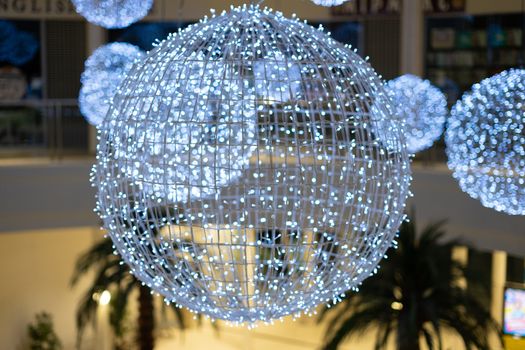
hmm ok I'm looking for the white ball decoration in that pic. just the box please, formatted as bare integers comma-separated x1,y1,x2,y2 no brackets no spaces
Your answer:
253,51,302,104
72,0,153,29
79,42,144,127
94,5,411,323
447,68,525,215
385,74,447,154
310,0,349,6
113,52,257,202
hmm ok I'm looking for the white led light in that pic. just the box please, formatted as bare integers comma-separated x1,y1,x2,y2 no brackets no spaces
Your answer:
79,42,144,127
385,74,447,154
94,5,411,324
71,0,153,29
99,290,111,306
447,68,525,215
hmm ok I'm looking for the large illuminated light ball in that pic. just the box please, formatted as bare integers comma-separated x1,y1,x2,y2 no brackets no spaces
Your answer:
71,0,153,29
310,0,349,6
94,5,411,323
446,68,525,215
385,74,447,154
79,42,144,126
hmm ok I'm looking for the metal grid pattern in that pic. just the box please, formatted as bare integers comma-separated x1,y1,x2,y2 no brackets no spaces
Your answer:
94,5,411,323
447,68,525,216
385,74,447,154
79,42,144,126
71,0,153,29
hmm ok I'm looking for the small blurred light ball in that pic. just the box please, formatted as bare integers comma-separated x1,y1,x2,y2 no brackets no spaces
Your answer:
310,0,349,6
110,52,258,202
79,42,144,126
253,51,302,103
72,0,153,29
95,5,411,323
447,68,525,215
385,74,447,154
0,20,39,66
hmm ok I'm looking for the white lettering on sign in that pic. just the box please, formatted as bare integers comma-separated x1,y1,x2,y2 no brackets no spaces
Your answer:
0,0,76,16
424,0,465,12
333,0,463,16
0,0,160,19
332,0,401,16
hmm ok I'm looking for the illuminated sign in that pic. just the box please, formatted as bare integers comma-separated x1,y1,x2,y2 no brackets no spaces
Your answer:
504,288,525,337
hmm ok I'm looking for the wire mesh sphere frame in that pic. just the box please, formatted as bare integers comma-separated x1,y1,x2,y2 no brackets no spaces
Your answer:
94,5,412,323
447,68,525,215
79,42,144,127
384,74,447,154
72,0,153,29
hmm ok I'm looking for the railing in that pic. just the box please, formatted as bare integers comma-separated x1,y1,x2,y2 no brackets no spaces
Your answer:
0,99,92,159
0,98,447,164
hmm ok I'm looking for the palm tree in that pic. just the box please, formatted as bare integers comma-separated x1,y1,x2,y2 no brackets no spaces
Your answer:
319,216,503,350
71,207,188,350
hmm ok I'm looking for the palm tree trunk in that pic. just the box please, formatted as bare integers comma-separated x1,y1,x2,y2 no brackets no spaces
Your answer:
398,336,420,350
138,284,155,350
397,319,420,350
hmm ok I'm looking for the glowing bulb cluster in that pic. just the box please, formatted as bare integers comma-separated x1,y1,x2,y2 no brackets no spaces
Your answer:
447,68,525,215
79,42,144,126
71,0,153,29
310,0,349,6
111,52,257,201
0,20,39,66
253,51,302,104
94,5,411,323
385,74,447,154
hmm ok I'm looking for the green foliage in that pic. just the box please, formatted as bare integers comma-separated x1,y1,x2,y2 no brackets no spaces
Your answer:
319,216,503,350
71,207,190,350
27,312,62,350
71,235,188,349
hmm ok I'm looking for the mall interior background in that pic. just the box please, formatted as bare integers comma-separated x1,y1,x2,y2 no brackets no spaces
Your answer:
1,0,525,349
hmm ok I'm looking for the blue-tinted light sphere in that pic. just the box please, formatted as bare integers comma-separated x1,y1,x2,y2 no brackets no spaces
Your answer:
0,20,39,66
94,6,411,323
385,74,447,154
311,0,349,6
446,69,525,215
79,42,144,126
72,0,153,29
253,51,302,104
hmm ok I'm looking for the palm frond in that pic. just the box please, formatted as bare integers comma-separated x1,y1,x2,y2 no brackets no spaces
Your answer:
71,237,115,286
323,302,392,350
319,213,502,350
374,320,393,350
110,279,138,338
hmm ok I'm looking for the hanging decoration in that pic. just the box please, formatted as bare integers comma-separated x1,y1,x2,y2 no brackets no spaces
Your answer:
253,51,302,104
94,5,411,323
0,20,39,66
71,0,153,29
384,74,447,154
447,68,525,215
79,42,144,127
310,0,349,6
